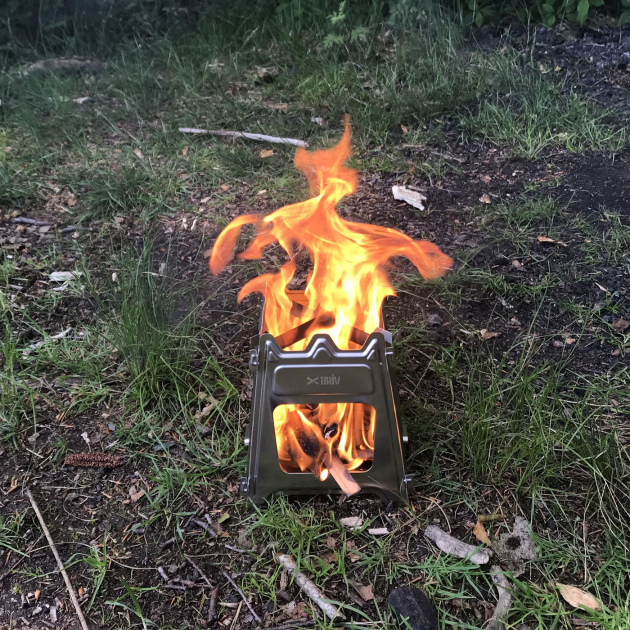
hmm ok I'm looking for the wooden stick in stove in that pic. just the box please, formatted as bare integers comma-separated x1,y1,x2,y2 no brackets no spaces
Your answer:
323,453,360,496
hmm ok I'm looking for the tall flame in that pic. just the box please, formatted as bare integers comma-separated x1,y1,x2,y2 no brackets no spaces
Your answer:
210,121,452,480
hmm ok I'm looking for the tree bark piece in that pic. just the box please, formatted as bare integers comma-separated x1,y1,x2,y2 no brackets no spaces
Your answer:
25,489,89,630
387,586,438,630
424,525,492,565
275,554,343,620
178,127,308,148
488,567,513,630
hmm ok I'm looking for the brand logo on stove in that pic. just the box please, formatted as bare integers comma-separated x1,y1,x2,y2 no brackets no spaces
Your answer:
307,374,341,386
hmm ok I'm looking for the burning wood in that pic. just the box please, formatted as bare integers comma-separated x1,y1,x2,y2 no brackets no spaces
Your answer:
210,120,452,492
322,453,360,496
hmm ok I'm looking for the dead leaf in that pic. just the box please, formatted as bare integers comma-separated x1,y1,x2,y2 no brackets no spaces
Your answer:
401,125,409,134
259,149,274,158
479,193,492,204
78,586,84,597
34,590,40,601
182,146,188,156
203,248,213,258
480,329,499,340
352,583,374,602
319,550,337,565
340,516,364,530
67,197,77,207
537,235,567,247
565,338,576,344
347,551,360,562
473,520,490,545
512,259,523,269
556,584,601,611
130,489,145,503
478,174,491,183
326,536,337,549
612,318,629,332
134,149,144,160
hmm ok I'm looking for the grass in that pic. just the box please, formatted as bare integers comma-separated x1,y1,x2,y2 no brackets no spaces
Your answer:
1,2,630,628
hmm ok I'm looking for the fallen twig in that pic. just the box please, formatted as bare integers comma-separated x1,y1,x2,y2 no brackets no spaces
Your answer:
424,525,491,565
221,570,262,623
192,518,217,538
230,601,243,630
275,554,344,620
224,544,248,553
25,488,89,630
60,226,91,235
208,586,219,623
185,555,214,587
488,567,513,630
12,217,51,226
179,127,308,148
160,537,177,551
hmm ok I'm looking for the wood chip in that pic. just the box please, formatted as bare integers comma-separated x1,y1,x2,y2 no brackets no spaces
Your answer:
392,186,426,211
340,516,364,530
368,527,389,536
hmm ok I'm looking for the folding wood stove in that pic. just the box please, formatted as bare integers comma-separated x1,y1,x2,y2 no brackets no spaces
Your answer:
240,290,412,506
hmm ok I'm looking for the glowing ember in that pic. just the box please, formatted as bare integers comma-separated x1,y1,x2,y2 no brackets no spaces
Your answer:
210,121,452,482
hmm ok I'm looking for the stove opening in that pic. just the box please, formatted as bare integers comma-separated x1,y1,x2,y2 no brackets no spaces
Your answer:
273,403,375,477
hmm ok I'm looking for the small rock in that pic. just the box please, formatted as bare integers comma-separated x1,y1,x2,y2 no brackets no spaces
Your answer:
426,313,443,326
387,587,438,630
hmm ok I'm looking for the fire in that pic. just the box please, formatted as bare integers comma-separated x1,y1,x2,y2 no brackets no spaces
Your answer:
210,121,452,483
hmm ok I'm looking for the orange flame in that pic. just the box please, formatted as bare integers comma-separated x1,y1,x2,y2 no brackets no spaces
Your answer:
210,121,452,479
